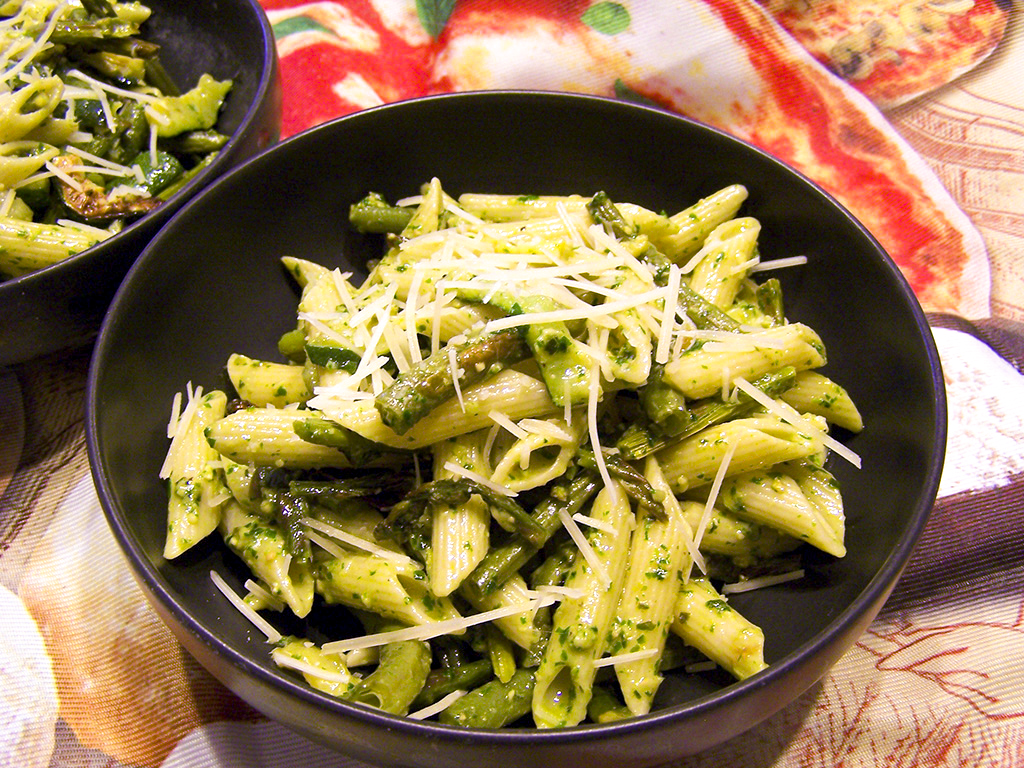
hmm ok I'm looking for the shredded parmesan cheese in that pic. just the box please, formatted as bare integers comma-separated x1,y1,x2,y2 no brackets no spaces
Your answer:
322,595,556,654
750,255,808,272
656,264,682,364
571,512,617,534
408,690,467,720
271,650,350,684
488,410,529,440
443,461,517,497
244,579,285,611
210,570,282,643
159,383,202,479
557,507,610,587
303,518,420,568
593,648,659,668
722,569,806,594
448,345,466,412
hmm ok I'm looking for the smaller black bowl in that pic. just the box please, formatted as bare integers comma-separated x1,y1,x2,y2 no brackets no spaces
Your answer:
0,0,280,367
87,92,945,767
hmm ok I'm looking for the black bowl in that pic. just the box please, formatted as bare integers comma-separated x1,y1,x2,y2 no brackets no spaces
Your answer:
86,92,945,767
0,0,280,367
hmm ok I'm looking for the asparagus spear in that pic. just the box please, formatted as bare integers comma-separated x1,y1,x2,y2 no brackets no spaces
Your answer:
293,415,394,466
575,448,666,519
756,277,785,326
411,659,495,709
51,18,139,43
465,469,602,596
377,478,548,549
349,192,415,234
375,329,531,435
437,668,536,728
676,281,741,332
639,361,689,436
588,190,673,284
616,366,798,461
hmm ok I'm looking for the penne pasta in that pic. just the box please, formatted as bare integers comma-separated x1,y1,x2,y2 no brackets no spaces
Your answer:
162,180,862,728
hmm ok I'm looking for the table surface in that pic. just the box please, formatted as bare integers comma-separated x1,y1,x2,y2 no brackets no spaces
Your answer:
2,2,1024,767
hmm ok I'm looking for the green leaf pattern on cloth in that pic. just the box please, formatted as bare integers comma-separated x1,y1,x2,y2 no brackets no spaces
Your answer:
417,0,458,38
271,15,333,39
581,2,631,35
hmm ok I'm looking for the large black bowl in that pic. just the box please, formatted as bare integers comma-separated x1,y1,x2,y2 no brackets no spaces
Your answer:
86,92,945,767
0,0,280,366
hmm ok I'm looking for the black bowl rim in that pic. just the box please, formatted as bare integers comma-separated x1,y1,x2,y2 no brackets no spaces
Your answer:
0,0,278,298
87,90,947,747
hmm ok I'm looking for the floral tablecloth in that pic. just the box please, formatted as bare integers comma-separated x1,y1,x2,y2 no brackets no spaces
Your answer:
3,2,1024,767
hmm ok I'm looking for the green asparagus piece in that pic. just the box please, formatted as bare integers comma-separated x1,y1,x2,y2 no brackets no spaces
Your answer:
156,151,219,201
587,685,633,723
144,57,181,97
349,192,415,234
378,478,548,549
375,329,531,435
114,101,150,164
587,190,637,240
292,415,394,466
112,150,183,195
411,659,495,709
255,486,312,566
286,474,411,511
677,281,741,332
588,191,674,284
576,448,666,519
529,536,577,590
639,362,689,436
277,327,307,363
81,0,116,16
159,129,231,155
437,668,535,727
616,366,798,460
89,35,161,59
50,18,138,43
80,51,146,84
432,635,472,669
755,277,785,326
465,469,602,596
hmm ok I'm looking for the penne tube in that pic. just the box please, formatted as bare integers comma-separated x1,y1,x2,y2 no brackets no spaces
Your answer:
227,353,311,408
206,407,354,468
320,370,560,450
670,576,767,681
316,550,461,627
718,469,846,557
687,217,761,309
219,500,314,618
779,371,863,432
663,322,826,400
611,457,695,715
164,389,228,558
655,413,823,491
533,482,635,728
